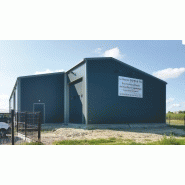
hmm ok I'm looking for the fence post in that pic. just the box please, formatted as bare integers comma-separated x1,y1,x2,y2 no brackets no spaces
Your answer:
25,112,27,140
38,112,41,142
169,115,170,125
184,116,185,126
11,110,15,145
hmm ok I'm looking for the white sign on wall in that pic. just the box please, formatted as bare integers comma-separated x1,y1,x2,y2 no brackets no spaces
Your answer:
118,76,143,98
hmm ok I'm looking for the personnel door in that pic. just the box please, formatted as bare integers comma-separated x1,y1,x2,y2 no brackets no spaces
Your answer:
33,103,45,124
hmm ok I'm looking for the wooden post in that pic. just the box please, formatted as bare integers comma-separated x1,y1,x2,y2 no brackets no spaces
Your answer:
184,116,185,126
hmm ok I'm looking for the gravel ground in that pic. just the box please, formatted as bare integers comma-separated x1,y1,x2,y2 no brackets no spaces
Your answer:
3,124,184,145
0,136,24,145
41,126,185,145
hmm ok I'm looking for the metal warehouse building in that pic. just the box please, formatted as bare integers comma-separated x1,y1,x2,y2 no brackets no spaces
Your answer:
9,57,167,125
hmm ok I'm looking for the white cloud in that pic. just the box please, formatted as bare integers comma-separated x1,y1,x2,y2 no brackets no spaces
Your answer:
166,99,185,111
0,109,9,113
55,69,65,72
182,102,185,107
35,69,65,75
166,98,174,104
102,47,124,59
0,94,9,112
95,48,102,53
168,103,181,110
172,103,181,107
153,68,185,80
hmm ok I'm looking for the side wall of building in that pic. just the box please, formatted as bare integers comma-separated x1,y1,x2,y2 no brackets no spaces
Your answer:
66,63,87,124
20,73,65,123
87,58,166,124
9,78,21,113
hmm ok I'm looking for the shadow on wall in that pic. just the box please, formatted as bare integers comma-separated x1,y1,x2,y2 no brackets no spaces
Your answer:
69,79,83,123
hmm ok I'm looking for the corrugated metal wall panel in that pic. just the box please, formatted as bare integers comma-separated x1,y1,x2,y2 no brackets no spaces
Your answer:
87,58,166,124
20,73,65,123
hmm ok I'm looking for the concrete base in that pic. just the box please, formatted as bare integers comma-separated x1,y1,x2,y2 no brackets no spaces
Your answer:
17,133,32,143
41,123,167,131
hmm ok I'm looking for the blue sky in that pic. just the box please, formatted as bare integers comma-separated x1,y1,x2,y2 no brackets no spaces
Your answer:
0,40,185,113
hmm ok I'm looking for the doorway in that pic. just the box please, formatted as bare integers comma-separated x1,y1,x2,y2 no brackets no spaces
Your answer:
33,103,45,124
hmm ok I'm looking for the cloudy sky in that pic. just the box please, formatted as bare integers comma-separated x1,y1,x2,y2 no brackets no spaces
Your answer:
0,40,185,113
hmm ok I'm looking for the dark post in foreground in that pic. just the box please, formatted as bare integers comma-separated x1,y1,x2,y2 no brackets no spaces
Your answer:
169,115,170,125
11,109,15,145
184,116,185,126
38,112,41,142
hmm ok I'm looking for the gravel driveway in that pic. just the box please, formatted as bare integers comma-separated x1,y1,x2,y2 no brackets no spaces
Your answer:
41,124,185,145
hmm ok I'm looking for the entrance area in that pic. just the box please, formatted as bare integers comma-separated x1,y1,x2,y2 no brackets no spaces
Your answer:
69,78,83,123
33,103,45,124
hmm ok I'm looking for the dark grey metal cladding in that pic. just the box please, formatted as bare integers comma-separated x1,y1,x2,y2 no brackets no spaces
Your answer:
17,78,21,112
20,73,65,123
69,79,83,123
34,103,45,124
87,58,166,124
67,63,86,124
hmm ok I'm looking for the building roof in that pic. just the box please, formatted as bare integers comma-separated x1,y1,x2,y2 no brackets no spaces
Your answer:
70,57,167,84
18,71,65,80
10,57,167,100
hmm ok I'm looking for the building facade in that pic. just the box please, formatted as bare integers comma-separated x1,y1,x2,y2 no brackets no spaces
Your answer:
9,57,167,124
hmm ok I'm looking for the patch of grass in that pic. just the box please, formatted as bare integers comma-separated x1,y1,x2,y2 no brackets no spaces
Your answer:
144,139,152,142
22,141,44,145
53,135,185,145
53,137,143,145
166,113,185,120
166,119,185,125
147,135,185,145
53,137,115,145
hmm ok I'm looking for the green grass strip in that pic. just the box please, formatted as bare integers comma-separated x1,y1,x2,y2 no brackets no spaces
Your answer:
53,136,185,145
21,141,44,145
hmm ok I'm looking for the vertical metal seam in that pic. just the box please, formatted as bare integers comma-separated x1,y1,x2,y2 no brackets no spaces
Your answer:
19,79,21,112
9,99,10,113
64,73,69,123
64,73,66,123
67,74,69,123
85,60,88,125
13,91,15,111
165,85,166,123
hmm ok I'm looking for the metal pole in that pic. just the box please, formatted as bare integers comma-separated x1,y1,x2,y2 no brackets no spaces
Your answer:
38,112,41,142
169,115,170,125
11,110,15,145
25,112,27,140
